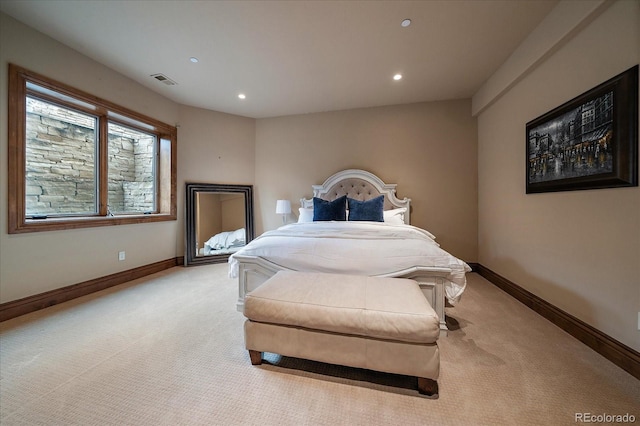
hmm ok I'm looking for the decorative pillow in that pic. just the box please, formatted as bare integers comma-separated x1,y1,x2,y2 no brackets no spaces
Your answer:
298,207,314,223
383,207,406,225
313,196,347,221
347,195,384,222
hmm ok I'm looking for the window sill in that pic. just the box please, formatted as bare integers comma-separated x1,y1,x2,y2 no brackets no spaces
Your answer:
10,213,176,234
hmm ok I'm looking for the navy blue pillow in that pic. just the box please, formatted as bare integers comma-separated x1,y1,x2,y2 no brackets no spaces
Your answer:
313,195,347,221
348,195,384,222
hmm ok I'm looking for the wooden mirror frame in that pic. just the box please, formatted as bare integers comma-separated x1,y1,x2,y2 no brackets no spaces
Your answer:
185,183,254,266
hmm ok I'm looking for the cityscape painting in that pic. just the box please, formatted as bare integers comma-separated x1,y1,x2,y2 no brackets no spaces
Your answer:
526,65,638,193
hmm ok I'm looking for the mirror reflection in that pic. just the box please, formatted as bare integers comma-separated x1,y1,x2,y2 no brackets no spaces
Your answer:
196,192,246,257
185,183,253,266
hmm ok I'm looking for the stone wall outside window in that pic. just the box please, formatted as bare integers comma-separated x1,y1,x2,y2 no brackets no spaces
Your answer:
25,98,155,216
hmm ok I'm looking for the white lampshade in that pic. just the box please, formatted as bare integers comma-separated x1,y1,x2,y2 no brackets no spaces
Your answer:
275,199,291,215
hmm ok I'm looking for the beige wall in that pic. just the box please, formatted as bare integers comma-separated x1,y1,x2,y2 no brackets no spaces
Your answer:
255,100,478,262
0,13,181,303
175,105,255,256
476,0,639,350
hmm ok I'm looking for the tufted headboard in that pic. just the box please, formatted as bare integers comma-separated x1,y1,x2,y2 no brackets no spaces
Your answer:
300,169,411,224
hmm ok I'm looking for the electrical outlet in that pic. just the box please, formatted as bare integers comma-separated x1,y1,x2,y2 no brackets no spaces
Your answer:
118,251,125,261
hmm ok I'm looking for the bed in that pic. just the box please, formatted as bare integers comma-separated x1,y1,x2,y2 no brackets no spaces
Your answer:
201,228,246,256
229,169,471,335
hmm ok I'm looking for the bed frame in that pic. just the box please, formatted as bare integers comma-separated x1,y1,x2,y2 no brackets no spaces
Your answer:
233,169,452,335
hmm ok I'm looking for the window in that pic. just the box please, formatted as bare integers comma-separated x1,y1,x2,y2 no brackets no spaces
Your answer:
107,122,157,215
8,64,177,233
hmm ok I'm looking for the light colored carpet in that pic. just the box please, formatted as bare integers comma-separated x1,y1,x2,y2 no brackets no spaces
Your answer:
0,265,637,425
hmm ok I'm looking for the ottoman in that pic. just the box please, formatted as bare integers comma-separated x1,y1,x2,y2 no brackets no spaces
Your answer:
243,270,440,396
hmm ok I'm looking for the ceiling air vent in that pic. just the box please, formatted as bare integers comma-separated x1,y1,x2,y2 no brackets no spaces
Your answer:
150,73,177,86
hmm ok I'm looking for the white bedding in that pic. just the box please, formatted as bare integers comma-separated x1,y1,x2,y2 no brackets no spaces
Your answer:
228,221,471,304
204,228,245,254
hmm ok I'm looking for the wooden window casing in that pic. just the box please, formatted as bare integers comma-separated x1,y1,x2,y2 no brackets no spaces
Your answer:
8,64,177,234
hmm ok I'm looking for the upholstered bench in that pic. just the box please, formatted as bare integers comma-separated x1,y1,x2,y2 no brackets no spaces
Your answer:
243,270,440,397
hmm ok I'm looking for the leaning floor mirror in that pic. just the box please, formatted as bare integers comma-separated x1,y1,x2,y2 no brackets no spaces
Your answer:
185,183,254,266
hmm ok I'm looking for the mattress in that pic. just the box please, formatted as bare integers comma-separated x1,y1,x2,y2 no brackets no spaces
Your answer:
229,221,471,304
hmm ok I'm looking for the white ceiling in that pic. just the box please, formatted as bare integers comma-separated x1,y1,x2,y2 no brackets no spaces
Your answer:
0,0,558,119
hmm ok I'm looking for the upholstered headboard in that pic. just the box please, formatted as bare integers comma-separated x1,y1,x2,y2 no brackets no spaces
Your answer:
300,169,411,224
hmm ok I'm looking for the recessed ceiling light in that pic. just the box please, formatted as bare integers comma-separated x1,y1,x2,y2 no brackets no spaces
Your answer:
189,57,199,63
401,19,411,27
238,94,246,99
393,74,403,81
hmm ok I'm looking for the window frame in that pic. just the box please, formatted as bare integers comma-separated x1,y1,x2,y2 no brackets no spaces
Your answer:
8,64,177,234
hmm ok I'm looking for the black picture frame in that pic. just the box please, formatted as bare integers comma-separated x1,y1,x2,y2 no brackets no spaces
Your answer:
526,65,638,194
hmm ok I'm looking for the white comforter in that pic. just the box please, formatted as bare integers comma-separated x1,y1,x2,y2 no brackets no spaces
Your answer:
228,221,471,304
204,228,245,252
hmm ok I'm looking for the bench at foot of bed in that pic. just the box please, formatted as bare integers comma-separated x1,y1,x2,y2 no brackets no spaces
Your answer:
243,271,441,398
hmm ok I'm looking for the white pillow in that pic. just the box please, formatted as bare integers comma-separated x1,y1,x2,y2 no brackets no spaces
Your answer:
383,208,406,225
298,207,314,223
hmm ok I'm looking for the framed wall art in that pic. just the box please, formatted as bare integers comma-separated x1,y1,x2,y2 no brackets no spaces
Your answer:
526,65,638,194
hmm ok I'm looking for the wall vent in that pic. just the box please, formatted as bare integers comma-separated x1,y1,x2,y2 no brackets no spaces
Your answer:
150,73,177,86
